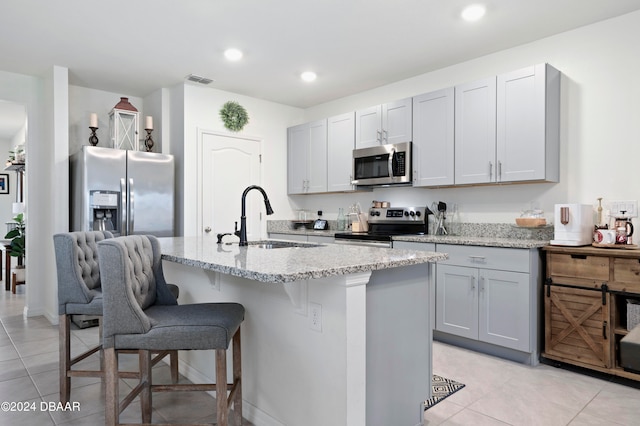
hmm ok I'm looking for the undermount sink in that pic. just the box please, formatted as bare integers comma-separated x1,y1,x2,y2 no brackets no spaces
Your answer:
247,240,323,249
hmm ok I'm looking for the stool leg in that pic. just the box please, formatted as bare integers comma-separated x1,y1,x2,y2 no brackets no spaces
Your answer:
232,328,242,426
216,349,228,426
11,272,16,294
170,350,179,383
59,314,71,404
140,350,152,423
104,348,119,426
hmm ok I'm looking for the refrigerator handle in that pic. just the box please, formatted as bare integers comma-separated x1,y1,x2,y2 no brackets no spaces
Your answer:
129,178,135,235
120,178,127,235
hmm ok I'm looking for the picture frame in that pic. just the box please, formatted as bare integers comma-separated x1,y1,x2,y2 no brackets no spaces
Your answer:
0,174,8,195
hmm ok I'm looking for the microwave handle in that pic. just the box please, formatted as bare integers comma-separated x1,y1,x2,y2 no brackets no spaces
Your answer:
388,147,395,178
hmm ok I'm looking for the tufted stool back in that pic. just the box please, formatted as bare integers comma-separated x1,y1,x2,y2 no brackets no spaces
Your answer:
54,230,114,315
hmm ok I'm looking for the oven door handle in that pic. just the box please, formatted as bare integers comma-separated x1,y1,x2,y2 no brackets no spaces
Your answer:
333,239,392,248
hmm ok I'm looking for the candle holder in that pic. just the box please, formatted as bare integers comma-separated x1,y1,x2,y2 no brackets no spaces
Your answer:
144,129,154,152
89,126,99,146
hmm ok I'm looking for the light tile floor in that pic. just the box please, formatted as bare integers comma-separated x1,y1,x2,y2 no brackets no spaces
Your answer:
1,289,639,425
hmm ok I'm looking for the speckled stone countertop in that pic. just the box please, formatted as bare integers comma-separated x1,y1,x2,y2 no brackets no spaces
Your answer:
158,237,447,284
268,220,553,249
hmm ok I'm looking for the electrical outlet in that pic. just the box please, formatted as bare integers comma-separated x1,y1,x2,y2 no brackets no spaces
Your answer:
610,200,638,218
309,302,322,332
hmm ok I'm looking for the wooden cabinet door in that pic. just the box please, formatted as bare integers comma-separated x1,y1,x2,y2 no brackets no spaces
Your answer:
454,77,497,184
412,88,454,187
436,264,478,339
479,269,530,352
544,284,611,368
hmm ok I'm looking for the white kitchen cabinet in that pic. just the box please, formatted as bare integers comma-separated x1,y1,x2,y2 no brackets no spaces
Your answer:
355,98,412,148
454,77,497,185
497,63,560,183
435,244,534,353
287,120,328,194
454,64,560,185
327,112,356,192
412,88,455,187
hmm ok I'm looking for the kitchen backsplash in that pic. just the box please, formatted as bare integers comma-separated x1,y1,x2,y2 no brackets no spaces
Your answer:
267,220,554,240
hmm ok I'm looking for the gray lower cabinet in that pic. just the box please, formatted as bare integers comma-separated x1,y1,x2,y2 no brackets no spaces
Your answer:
268,233,334,244
394,241,541,365
436,263,530,352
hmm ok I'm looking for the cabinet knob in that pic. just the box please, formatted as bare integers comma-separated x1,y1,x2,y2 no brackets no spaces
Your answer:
204,226,212,233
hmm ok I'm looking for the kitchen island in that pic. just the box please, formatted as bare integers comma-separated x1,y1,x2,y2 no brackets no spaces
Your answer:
158,237,446,426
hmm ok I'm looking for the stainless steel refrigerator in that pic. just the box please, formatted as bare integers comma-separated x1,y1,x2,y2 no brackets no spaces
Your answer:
70,146,175,237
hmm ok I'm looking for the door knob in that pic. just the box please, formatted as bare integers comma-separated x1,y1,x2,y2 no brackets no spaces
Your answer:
204,226,211,233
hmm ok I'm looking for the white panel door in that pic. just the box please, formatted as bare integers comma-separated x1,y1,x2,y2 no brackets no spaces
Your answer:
307,119,328,193
412,88,455,187
327,112,355,192
355,105,382,148
382,97,412,145
454,77,497,184
479,269,530,351
497,64,545,182
436,264,478,340
287,123,309,194
201,131,261,240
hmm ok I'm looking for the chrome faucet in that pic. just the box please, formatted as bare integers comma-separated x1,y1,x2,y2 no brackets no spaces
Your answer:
236,185,274,246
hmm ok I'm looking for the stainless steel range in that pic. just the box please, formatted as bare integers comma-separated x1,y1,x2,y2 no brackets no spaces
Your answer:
334,206,430,247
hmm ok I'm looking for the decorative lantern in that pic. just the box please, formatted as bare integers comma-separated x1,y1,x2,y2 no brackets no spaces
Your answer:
109,97,139,150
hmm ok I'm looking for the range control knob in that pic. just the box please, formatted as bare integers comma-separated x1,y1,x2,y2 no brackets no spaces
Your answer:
409,211,416,217
404,211,409,216
416,211,421,217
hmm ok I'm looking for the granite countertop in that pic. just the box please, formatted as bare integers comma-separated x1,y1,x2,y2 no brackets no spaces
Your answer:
158,237,447,284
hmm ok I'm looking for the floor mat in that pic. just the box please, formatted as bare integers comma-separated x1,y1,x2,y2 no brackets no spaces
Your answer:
424,374,465,410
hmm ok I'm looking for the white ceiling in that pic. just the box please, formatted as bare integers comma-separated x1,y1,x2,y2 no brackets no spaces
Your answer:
2,0,640,116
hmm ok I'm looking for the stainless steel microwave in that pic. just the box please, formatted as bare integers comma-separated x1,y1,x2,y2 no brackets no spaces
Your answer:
352,142,412,186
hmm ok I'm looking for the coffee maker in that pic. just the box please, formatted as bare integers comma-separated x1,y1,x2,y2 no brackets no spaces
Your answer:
550,203,593,246
611,211,634,244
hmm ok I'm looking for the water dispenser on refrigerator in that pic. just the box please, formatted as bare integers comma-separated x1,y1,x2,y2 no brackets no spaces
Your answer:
90,190,119,234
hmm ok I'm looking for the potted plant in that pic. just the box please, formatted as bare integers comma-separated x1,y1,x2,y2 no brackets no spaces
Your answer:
5,213,25,280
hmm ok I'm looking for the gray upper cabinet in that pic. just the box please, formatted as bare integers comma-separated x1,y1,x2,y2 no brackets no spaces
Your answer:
287,120,328,194
454,77,498,185
327,112,356,192
497,63,560,183
412,88,455,187
355,98,412,148
454,63,560,185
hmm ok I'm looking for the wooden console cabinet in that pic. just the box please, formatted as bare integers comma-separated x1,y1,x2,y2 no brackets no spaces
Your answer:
543,245,640,381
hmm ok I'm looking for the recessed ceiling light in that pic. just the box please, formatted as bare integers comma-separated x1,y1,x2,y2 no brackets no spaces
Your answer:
461,4,486,22
301,71,317,82
224,48,243,61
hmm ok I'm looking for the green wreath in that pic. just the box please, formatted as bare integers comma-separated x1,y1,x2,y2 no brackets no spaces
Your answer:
219,101,249,132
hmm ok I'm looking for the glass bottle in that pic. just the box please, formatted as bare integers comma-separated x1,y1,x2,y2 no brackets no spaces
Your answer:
337,208,347,231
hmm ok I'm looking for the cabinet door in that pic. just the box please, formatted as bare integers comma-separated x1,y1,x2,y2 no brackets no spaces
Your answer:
454,77,497,185
436,264,478,339
544,284,611,368
306,120,328,193
355,105,382,148
412,88,454,187
382,97,412,145
327,112,355,192
497,64,547,182
287,123,309,194
479,269,530,351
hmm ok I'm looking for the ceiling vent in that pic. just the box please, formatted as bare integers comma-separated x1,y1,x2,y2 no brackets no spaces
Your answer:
185,74,214,85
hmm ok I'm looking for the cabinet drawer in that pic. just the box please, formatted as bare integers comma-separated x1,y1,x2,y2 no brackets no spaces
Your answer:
611,258,640,293
437,244,529,273
547,253,609,283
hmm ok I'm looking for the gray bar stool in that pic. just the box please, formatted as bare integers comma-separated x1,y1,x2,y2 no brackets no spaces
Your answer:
54,231,179,404
97,234,244,426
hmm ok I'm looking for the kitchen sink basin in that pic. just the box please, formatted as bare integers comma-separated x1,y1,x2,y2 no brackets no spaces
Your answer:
248,240,323,249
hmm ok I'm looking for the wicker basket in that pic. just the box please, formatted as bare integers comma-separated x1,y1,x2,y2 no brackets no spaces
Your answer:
627,299,640,331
